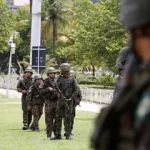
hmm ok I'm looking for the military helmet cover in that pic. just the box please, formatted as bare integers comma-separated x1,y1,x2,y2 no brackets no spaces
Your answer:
34,74,42,81
46,67,57,74
60,63,71,72
120,0,150,28
118,47,131,63
115,58,123,69
24,68,33,74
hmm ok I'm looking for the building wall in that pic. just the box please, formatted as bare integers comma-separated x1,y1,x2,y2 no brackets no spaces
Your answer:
6,0,14,6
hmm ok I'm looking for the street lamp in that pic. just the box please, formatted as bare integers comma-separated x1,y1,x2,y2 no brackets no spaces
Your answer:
6,33,17,98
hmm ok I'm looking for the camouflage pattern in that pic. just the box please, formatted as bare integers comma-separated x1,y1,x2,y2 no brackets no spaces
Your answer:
60,63,71,72
17,77,33,128
24,68,33,74
31,105,43,131
44,77,58,138
71,86,82,133
55,75,78,139
27,81,46,131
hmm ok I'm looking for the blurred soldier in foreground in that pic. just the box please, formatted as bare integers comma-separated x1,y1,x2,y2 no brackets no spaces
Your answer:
27,74,45,132
51,63,78,140
44,67,58,138
17,68,33,130
91,0,150,150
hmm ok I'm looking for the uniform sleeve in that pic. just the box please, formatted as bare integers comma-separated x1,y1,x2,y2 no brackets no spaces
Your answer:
27,86,33,105
38,81,50,95
71,79,79,99
17,80,22,92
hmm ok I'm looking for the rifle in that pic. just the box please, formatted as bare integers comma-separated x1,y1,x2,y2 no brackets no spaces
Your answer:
33,84,45,103
55,82,70,111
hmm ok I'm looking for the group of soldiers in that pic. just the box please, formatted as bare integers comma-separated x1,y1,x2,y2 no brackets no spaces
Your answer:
17,63,82,140
91,0,150,150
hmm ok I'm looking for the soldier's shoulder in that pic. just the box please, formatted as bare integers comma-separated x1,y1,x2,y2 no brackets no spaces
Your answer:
44,78,49,82
56,75,63,81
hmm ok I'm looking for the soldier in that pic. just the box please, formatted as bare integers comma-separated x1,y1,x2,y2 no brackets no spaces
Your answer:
44,67,58,138
17,68,33,130
27,74,45,132
51,63,78,140
91,0,150,150
113,47,131,100
69,70,82,136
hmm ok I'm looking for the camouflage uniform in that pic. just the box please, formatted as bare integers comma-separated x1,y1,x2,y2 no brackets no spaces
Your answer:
44,67,58,138
70,86,82,134
91,0,150,150
53,63,78,140
17,74,33,129
27,74,45,131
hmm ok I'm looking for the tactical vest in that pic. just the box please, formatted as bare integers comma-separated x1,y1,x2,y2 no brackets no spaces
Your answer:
44,77,57,100
57,76,75,99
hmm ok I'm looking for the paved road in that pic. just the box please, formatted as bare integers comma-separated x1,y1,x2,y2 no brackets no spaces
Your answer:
0,88,106,113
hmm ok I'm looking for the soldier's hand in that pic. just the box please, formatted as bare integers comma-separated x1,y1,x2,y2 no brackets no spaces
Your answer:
49,87,53,91
28,105,32,111
22,90,27,94
57,93,60,98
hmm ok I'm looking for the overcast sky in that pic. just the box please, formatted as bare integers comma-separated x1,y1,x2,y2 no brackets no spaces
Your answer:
14,0,29,6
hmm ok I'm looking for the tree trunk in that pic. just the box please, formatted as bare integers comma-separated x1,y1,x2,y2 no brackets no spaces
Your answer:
52,18,56,58
92,65,95,77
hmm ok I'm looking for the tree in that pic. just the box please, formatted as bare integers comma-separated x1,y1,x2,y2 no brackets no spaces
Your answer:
42,0,73,58
63,0,127,71
0,0,15,53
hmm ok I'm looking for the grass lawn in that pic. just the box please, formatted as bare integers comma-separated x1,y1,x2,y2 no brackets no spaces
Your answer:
0,95,98,150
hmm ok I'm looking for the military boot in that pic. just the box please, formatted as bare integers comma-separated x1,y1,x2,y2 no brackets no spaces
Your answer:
22,123,28,130
66,135,72,140
50,135,62,140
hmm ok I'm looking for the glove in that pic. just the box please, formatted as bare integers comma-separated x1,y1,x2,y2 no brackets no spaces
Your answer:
66,98,72,101
49,87,53,91
22,90,27,94
28,105,32,111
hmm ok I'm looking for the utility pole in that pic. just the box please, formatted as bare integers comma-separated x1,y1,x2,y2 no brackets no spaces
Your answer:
30,0,42,66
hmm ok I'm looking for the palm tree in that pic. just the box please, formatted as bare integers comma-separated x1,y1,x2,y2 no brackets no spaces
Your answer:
42,0,73,58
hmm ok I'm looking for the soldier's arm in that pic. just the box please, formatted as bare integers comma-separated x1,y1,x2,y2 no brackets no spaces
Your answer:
71,79,79,99
17,80,23,92
38,80,50,95
27,86,33,105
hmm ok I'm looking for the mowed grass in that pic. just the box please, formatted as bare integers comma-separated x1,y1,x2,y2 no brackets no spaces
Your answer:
0,96,98,150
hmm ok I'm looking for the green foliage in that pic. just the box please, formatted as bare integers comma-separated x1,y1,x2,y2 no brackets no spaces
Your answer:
0,0,16,52
14,6,31,60
55,0,127,70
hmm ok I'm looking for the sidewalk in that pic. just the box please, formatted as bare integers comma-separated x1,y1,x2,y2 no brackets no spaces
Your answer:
0,88,104,113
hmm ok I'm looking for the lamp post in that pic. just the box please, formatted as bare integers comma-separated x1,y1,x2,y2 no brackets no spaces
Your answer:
6,40,16,98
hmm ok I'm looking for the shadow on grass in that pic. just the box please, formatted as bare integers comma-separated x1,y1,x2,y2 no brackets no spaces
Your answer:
76,118,95,121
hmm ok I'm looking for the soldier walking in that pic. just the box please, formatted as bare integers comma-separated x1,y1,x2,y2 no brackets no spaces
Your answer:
44,67,58,138
51,63,78,140
17,68,33,130
27,74,45,132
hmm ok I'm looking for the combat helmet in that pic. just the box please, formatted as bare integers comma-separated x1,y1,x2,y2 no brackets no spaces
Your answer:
24,68,33,74
115,58,123,69
34,74,42,81
46,67,57,74
118,47,131,63
119,0,150,29
60,63,71,72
